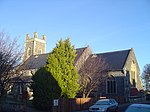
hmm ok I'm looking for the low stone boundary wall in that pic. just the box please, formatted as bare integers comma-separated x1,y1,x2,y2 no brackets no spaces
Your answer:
0,101,26,112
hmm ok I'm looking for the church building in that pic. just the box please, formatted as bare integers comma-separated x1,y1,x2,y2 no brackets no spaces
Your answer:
20,32,143,103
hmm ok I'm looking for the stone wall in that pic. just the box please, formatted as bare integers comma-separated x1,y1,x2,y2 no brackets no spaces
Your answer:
34,41,46,55
23,32,46,62
100,71,126,97
124,48,143,90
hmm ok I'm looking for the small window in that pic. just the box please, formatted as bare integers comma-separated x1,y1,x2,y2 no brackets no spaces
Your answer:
131,70,136,87
28,47,31,56
132,79,136,87
38,49,42,54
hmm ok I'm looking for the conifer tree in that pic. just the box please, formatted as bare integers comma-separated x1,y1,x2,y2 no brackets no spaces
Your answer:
46,38,80,98
31,67,61,110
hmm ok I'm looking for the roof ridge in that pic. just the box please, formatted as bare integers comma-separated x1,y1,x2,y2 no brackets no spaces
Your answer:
121,49,131,69
95,48,131,55
75,46,88,50
29,46,89,56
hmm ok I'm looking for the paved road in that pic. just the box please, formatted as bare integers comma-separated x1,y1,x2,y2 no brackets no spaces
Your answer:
75,103,129,112
75,101,150,112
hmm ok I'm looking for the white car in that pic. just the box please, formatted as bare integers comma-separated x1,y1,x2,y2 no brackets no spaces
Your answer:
89,99,118,112
125,104,150,112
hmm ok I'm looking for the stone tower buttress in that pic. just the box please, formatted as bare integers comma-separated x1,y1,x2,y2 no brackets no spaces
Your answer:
23,32,46,62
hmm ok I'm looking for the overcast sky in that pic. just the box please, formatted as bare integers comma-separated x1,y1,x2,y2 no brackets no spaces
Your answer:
0,0,150,72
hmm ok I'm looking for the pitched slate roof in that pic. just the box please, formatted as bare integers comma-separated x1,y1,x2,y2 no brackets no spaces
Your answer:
21,53,49,70
21,47,130,71
75,47,88,63
96,49,130,70
21,47,87,70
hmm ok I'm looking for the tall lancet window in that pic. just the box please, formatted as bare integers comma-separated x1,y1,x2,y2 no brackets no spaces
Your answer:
131,60,136,87
28,47,31,56
106,75,116,94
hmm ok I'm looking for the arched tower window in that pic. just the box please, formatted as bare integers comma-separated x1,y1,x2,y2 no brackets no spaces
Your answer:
23,32,46,62
106,75,116,94
38,49,42,54
27,47,32,56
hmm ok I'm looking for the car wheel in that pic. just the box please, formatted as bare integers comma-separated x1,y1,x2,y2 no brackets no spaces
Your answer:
106,108,110,112
115,106,119,112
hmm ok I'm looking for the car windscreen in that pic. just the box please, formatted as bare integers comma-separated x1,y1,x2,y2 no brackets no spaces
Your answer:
95,101,110,105
126,106,150,112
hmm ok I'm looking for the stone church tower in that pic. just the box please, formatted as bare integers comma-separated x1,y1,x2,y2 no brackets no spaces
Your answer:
23,32,46,62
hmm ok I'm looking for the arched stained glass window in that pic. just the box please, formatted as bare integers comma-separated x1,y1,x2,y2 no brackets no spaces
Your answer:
106,75,116,94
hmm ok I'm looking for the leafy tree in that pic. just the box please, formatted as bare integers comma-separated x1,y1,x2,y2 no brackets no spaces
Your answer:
46,38,80,98
31,67,61,110
0,31,22,97
142,64,150,91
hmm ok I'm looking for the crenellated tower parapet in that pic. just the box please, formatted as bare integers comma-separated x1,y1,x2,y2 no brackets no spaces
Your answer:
23,32,46,62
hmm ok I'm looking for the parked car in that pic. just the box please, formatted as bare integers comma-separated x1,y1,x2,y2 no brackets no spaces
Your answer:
89,99,118,112
125,104,150,112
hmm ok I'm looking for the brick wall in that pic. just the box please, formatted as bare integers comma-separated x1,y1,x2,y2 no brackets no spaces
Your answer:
53,97,101,112
52,97,124,112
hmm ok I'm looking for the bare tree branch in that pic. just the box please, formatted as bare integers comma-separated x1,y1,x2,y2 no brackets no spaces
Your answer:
78,54,109,98
142,64,150,91
0,31,23,97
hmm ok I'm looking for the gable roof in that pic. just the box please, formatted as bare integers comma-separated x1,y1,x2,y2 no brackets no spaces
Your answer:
20,47,87,70
96,49,130,70
20,47,131,71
